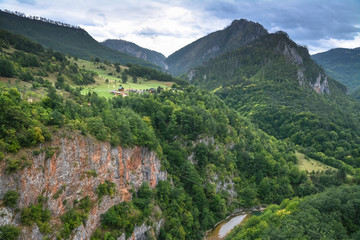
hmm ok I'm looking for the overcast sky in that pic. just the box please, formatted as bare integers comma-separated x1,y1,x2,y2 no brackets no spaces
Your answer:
1,0,359,56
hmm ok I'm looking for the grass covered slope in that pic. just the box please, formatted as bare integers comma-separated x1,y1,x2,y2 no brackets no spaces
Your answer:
0,10,158,68
186,32,360,171
312,47,360,91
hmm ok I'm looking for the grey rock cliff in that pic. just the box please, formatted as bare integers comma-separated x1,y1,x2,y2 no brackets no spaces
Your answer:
0,132,166,239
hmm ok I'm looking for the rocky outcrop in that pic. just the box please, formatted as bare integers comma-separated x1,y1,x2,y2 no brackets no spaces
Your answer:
278,40,330,94
278,41,303,65
115,219,163,240
0,132,166,239
311,73,330,94
0,207,13,226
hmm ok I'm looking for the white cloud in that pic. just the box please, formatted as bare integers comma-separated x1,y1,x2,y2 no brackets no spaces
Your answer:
77,1,228,56
307,33,360,54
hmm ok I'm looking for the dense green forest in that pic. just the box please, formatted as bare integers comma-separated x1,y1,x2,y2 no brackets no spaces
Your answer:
226,185,360,239
1,26,360,240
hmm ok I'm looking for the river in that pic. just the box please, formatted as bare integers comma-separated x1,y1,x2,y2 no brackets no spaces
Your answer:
204,210,262,240
204,213,249,240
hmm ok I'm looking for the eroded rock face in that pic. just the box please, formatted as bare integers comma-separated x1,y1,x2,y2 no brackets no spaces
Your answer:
310,73,330,94
278,41,330,94
0,133,166,239
279,42,303,65
0,207,13,226
115,219,164,240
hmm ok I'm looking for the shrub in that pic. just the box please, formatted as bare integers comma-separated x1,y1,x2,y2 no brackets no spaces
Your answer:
3,190,19,208
5,158,21,174
59,208,88,239
0,225,20,240
96,180,116,201
0,57,15,77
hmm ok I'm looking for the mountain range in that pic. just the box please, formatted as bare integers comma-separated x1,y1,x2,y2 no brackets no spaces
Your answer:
1,9,360,240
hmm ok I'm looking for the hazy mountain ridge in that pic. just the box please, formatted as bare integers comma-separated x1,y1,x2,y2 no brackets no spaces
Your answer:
312,47,360,91
0,10,159,69
165,19,268,75
102,39,167,69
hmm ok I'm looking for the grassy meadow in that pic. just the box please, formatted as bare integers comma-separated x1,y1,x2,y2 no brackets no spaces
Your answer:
74,59,174,99
296,151,336,173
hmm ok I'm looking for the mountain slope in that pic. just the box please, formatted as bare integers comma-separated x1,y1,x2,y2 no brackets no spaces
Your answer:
165,19,268,75
1,30,347,240
312,47,360,91
185,31,360,170
0,10,158,68
102,39,166,69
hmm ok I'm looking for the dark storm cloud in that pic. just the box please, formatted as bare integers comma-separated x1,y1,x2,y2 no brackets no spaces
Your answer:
204,0,360,42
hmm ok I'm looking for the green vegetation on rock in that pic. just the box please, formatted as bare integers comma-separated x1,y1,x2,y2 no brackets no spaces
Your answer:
2,190,19,208
0,225,21,240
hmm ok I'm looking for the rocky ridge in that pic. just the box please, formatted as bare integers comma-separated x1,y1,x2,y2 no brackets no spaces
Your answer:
277,40,330,94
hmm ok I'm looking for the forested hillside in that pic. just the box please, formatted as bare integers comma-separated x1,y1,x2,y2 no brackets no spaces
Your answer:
185,31,360,176
0,10,159,69
226,185,360,239
1,27,354,240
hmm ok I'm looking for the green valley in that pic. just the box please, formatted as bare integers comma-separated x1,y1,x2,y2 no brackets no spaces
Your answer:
0,7,360,240
185,32,360,174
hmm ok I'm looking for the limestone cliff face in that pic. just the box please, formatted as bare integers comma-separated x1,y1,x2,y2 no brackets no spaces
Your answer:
278,40,330,94
0,133,166,239
311,73,329,94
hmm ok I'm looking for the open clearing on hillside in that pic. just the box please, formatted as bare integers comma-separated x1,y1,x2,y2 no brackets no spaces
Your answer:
81,80,174,98
296,151,336,173
74,59,174,98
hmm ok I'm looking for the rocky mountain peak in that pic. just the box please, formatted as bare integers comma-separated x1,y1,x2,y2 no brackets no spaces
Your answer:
165,18,268,76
